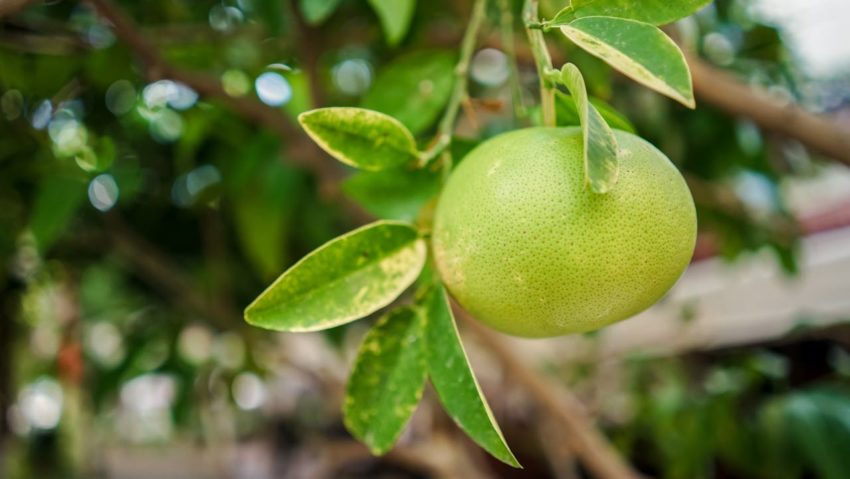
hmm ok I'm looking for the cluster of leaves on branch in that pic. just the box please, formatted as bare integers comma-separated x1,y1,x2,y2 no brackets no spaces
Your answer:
245,0,714,464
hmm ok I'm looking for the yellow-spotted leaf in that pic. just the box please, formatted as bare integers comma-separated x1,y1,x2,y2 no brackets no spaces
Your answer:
244,221,426,332
560,16,695,108
344,308,427,454
549,0,712,26
559,63,619,193
422,285,520,468
298,108,419,171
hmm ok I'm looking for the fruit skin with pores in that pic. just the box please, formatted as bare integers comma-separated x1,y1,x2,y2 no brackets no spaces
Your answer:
431,127,697,338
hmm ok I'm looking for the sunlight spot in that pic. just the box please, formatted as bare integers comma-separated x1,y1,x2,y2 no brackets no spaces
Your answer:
471,48,509,86
255,71,292,106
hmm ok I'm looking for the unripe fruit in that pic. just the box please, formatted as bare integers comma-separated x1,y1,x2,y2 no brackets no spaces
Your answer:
431,127,697,338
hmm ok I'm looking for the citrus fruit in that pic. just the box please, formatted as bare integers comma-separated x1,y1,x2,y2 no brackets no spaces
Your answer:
431,127,697,338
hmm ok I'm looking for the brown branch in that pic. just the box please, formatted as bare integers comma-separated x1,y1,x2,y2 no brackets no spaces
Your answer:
85,0,344,189
0,0,36,18
457,305,643,479
687,55,850,167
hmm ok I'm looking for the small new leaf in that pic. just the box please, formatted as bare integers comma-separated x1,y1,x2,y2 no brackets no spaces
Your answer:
368,0,416,46
299,0,342,25
563,0,712,26
244,221,426,332
560,16,695,108
559,63,619,193
298,108,419,171
422,285,520,468
344,308,427,455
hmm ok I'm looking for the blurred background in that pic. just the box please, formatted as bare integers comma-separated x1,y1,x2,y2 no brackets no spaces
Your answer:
1,0,849,478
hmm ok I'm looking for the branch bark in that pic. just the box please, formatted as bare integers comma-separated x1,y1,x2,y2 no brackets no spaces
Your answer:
85,0,345,190
0,0,35,18
458,306,643,479
687,55,850,167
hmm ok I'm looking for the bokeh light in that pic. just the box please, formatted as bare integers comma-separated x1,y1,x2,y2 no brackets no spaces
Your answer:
255,71,292,107
332,58,372,96
17,377,64,431
471,48,509,86
222,69,251,96
232,372,267,411
30,100,52,130
88,174,120,212
178,323,214,365
209,4,243,33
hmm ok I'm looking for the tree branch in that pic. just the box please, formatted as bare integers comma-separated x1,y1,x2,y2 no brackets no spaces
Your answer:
457,306,643,479
85,0,345,188
687,55,850,167
0,0,36,18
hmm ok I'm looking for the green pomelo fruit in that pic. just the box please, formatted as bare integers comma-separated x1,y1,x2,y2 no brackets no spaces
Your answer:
431,127,697,338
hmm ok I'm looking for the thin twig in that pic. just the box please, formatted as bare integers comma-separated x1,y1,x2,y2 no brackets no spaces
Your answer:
418,0,489,166
458,305,643,479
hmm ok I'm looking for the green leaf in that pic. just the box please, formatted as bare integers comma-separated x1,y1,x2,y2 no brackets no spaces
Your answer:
299,0,342,25
368,0,416,46
549,0,711,26
554,91,635,133
560,16,695,108
344,307,427,454
559,63,619,193
343,167,440,221
298,107,418,171
30,174,87,252
422,285,520,468
245,221,426,332
361,50,456,135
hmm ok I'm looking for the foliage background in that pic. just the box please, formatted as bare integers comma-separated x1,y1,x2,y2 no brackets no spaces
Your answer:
1,0,849,477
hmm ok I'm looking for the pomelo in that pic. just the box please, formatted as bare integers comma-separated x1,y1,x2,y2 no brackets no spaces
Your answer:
431,127,697,337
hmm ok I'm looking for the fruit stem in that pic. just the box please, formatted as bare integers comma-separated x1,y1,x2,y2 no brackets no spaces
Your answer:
523,0,556,127
418,0,489,167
